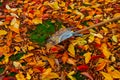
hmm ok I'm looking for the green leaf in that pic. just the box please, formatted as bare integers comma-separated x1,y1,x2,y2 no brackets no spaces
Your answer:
81,21,89,26
73,71,86,80
0,55,4,61
10,52,25,61
0,2,2,6
8,72,17,77
0,67,5,74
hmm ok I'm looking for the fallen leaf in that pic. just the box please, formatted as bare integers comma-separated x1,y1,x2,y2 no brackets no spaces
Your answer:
42,68,59,79
49,1,60,10
112,35,118,43
32,18,42,24
100,71,113,80
81,72,93,80
20,53,33,59
96,60,107,71
68,44,75,57
77,65,89,71
67,58,76,65
62,51,68,64
88,34,94,43
47,58,55,69
26,73,31,80
0,30,7,36
101,43,111,59
16,72,26,80
28,46,34,51
13,61,22,69
83,52,91,64
67,71,76,80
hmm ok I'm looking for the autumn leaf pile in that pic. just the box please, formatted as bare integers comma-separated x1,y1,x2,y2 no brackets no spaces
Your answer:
0,0,120,80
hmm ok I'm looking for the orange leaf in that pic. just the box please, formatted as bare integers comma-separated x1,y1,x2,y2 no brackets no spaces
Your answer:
62,52,68,64
101,43,111,59
96,61,106,71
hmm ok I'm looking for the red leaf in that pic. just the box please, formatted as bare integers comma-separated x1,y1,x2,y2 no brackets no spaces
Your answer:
91,54,104,60
77,65,89,71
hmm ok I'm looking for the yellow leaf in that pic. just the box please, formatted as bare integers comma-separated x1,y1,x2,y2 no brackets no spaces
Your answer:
41,56,55,68
59,1,65,7
15,46,20,51
36,60,46,67
46,72,59,79
109,70,120,78
88,34,94,43
49,2,60,10
114,13,120,18
68,44,75,57
112,35,118,43
101,43,111,59
26,73,31,80
0,30,7,36
4,56,9,64
100,71,113,80
47,58,55,69
20,53,34,59
107,66,120,78
96,61,106,71
42,68,59,79
28,46,34,51
32,18,42,24
16,72,26,80
42,68,52,79
83,52,91,64
67,71,76,80
107,66,115,72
